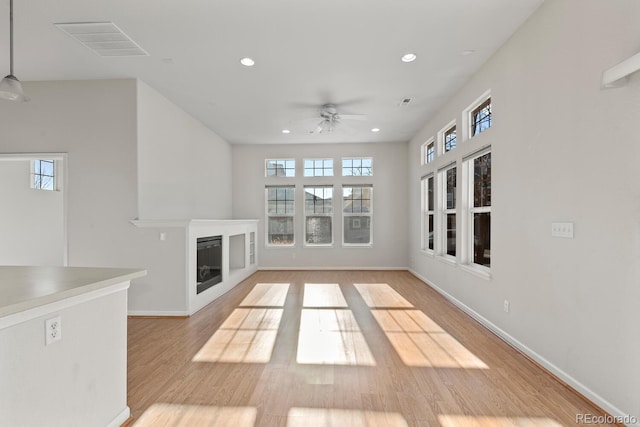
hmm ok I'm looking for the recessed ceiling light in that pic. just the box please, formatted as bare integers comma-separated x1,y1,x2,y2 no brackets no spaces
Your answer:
240,57,255,67
281,129,291,134
401,53,417,63
461,50,475,56
371,128,380,133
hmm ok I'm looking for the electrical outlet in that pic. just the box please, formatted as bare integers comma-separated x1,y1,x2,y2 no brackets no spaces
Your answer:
45,316,62,345
551,222,574,238
503,300,510,313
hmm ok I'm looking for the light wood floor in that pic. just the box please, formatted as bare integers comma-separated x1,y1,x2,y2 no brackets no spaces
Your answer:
127,271,614,427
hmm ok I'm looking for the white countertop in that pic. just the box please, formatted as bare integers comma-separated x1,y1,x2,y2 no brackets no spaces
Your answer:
0,266,146,318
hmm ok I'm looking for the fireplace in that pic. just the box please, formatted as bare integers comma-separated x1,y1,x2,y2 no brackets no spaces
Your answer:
196,235,222,294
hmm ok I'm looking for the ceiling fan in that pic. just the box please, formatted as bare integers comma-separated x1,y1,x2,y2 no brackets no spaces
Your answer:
305,104,366,134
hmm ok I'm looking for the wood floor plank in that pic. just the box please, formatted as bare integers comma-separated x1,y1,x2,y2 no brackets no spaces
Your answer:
127,270,616,426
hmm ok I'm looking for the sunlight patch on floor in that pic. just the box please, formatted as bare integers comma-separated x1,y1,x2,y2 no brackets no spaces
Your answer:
297,309,376,366
287,407,409,427
303,283,348,307
193,308,283,363
239,282,290,307
133,404,257,427
437,415,563,427
371,310,488,369
353,283,414,308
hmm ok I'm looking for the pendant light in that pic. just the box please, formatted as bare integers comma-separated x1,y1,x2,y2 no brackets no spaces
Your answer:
0,0,27,102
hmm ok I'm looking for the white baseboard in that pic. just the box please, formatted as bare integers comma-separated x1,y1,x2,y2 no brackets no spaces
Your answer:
408,269,637,427
107,406,130,427
128,310,189,317
258,266,408,271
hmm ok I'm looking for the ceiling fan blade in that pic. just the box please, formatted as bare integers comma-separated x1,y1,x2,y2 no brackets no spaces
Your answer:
339,114,367,121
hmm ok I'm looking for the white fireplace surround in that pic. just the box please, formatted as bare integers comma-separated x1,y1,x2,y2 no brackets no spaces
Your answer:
130,219,258,315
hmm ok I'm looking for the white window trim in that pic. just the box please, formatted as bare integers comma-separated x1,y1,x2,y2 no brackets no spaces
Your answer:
303,158,334,177
303,185,334,247
265,158,296,178
462,89,492,142
437,163,457,263
463,147,492,274
265,185,296,248
437,119,457,154
342,184,373,247
421,138,435,165
420,174,435,254
341,157,374,177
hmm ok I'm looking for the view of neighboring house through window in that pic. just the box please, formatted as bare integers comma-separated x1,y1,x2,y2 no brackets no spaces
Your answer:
342,158,373,176
266,159,296,177
304,186,333,245
444,125,457,152
266,185,295,245
343,185,372,245
421,175,434,252
471,98,492,136
32,160,55,190
469,150,491,268
440,165,456,258
304,159,333,177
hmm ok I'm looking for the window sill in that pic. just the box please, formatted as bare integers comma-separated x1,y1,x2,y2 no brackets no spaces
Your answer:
435,255,457,266
265,244,295,249
420,250,435,257
460,264,491,280
304,244,334,248
342,244,374,249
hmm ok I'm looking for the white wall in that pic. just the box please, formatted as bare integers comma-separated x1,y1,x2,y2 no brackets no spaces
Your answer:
137,80,233,220
0,160,64,266
408,0,639,422
232,142,408,269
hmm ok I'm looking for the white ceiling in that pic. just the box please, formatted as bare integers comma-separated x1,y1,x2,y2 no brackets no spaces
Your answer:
0,0,543,144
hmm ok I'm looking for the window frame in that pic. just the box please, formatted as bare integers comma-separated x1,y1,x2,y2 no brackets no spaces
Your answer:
303,185,334,246
421,174,435,254
265,185,296,247
463,90,492,141
465,147,491,273
421,138,435,165
265,159,296,177
342,184,373,247
438,120,457,154
438,163,457,262
303,158,334,177
342,157,373,177
31,159,56,191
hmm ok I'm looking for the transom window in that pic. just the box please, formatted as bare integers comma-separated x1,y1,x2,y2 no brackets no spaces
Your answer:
304,159,333,177
343,185,373,245
422,139,435,164
32,160,55,191
266,159,295,177
304,186,333,245
342,158,373,177
444,125,457,152
471,98,492,136
266,186,295,245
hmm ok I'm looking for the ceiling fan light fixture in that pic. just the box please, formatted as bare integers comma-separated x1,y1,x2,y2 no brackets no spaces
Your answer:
0,74,26,101
401,53,417,63
240,57,255,67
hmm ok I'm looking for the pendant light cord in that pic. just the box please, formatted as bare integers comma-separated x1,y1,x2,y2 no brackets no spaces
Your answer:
9,0,14,76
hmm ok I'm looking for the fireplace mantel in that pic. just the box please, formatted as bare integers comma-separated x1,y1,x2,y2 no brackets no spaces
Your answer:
130,219,258,315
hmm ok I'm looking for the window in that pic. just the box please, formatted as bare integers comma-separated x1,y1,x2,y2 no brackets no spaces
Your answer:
444,125,457,152
471,98,492,136
440,165,457,258
304,186,333,245
468,150,491,268
342,185,372,245
266,159,295,177
32,159,55,190
266,186,295,245
304,159,333,177
421,175,435,252
422,139,435,164
342,158,373,176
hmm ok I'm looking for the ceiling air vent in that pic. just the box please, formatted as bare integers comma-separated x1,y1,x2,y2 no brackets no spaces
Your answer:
54,22,149,57
398,97,412,107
